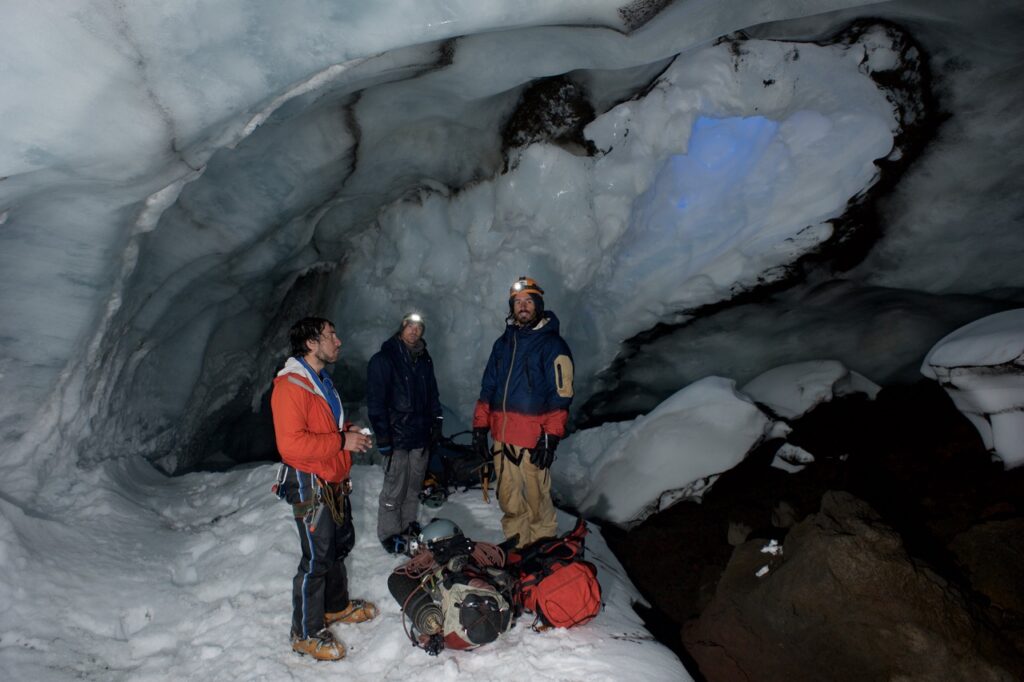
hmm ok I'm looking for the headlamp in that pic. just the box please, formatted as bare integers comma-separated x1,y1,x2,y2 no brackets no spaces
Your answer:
402,312,424,327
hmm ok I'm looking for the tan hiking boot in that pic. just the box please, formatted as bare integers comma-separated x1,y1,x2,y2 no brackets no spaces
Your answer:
291,628,346,661
325,599,379,625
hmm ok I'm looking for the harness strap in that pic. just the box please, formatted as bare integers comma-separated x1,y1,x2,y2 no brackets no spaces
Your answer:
500,442,524,466
496,446,505,492
292,499,315,519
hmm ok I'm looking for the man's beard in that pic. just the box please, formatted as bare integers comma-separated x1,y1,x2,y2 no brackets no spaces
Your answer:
516,311,537,326
316,347,338,365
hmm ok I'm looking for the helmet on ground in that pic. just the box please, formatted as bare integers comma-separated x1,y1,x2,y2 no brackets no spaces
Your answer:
417,518,463,549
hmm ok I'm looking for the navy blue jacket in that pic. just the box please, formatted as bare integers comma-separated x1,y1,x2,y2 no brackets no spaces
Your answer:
473,311,574,449
366,335,442,450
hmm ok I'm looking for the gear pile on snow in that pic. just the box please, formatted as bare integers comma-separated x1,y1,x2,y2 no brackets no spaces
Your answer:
388,517,602,655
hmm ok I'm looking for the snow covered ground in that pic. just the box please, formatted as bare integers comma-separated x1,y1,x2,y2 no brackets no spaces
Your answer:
0,459,689,681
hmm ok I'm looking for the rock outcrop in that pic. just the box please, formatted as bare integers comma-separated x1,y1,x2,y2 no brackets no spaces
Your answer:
683,491,1020,681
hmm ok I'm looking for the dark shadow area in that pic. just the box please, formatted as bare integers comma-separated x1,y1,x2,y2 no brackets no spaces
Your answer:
599,380,1024,679
632,600,705,681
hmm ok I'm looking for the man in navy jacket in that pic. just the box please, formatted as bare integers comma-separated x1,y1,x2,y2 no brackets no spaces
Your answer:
472,277,574,547
366,313,443,552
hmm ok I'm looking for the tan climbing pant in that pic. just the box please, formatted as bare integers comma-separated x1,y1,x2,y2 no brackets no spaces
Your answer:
492,441,558,548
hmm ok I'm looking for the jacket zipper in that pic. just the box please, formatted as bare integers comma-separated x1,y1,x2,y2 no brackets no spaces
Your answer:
500,331,518,445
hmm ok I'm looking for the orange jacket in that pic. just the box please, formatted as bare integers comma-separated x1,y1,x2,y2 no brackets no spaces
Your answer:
271,359,352,483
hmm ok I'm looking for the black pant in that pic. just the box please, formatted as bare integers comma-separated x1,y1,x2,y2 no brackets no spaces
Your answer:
290,494,355,638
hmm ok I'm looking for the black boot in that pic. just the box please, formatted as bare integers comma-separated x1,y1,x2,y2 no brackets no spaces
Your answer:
381,534,407,554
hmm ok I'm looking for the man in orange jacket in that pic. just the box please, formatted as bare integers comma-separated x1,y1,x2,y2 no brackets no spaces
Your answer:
271,316,378,661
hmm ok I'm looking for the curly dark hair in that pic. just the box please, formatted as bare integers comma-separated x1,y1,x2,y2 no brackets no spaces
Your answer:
288,317,334,357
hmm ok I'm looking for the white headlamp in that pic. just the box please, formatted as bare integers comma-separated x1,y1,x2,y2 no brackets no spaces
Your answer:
402,312,424,327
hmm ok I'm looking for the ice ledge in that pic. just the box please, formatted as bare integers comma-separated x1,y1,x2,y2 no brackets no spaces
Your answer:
922,308,1024,468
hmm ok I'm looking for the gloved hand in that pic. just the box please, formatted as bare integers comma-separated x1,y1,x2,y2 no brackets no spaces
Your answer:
530,433,560,470
472,427,491,462
430,417,444,447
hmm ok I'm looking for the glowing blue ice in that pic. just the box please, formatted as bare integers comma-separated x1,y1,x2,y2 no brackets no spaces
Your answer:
617,115,780,278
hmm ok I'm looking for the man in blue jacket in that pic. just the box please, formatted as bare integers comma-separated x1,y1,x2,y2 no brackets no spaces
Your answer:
367,312,444,553
472,277,574,547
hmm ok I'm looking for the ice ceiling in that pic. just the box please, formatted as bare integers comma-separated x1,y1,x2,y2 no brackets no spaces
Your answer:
1,1,1023,485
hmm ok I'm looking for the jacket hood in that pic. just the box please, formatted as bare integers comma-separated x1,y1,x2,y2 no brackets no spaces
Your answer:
275,356,345,428
276,357,325,400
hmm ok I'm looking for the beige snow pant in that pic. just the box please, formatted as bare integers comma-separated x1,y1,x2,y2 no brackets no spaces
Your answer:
492,441,557,548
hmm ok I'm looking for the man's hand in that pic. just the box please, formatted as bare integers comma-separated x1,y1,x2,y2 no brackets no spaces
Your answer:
530,433,560,470
343,428,373,453
472,427,490,462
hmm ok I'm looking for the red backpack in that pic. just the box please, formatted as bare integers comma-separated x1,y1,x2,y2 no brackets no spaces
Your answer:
509,518,602,628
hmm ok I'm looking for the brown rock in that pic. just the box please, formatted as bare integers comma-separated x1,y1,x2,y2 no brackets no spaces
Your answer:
771,500,799,529
727,521,752,546
683,491,1021,682
949,518,1024,615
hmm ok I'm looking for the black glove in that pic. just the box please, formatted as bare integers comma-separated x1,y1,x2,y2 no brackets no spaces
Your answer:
472,427,491,462
422,633,444,656
430,417,444,447
430,534,475,563
530,433,560,470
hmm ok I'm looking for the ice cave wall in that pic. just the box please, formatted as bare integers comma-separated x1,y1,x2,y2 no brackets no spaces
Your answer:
1,0,1022,486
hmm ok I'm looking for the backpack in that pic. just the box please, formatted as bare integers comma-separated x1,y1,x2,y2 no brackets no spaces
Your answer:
438,565,514,650
389,543,515,655
509,517,602,629
426,431,486,492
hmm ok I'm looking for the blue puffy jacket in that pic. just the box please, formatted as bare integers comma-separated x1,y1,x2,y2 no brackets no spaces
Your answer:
366,336,442,450
473,311,574,449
